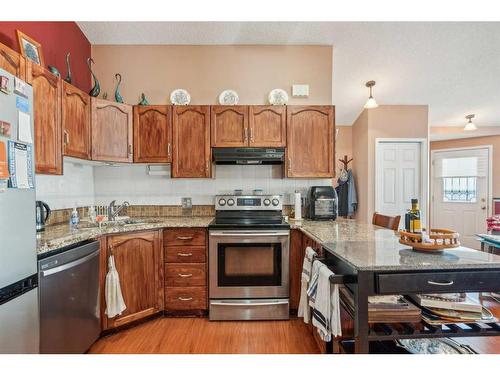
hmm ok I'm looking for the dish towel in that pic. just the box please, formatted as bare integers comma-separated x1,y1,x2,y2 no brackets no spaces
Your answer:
298,247,317,323
306,259,323,309
105,255,127,318
308,262,342,341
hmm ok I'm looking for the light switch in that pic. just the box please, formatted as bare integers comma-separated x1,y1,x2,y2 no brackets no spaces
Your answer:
292,84,309,97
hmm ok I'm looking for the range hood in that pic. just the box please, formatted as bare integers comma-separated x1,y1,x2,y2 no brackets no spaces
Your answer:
213,147,285,165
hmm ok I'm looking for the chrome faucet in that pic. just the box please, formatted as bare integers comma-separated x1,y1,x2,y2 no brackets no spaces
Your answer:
108,200,130,221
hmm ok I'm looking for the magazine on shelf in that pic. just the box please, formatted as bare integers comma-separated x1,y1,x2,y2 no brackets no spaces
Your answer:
410,294,483,314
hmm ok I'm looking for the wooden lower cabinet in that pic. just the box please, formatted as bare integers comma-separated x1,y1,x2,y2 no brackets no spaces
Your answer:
289,229,323,311
104,230,164,329
164,228,208,313
165,287,207,310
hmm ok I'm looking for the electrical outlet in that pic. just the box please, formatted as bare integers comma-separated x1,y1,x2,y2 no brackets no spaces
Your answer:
292,84,309,97
181,197,192,209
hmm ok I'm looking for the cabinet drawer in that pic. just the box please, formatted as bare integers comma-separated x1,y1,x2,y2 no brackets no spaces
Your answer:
165,246,206,263
377,271,500,294
165,287,207,310
165,263,206,286
164,228,206,246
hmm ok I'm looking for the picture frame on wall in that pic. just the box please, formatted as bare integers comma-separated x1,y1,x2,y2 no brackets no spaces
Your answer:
16,30,44,66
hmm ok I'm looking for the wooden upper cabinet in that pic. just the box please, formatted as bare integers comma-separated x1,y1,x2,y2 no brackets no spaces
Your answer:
29,63,62,175
172,106,211,178
249,106,286,147
211,105,248,147
91,98,133,163
286,106,335,178
105,230,163,329
133,105,172,163
62,81,91,159
0,42,26,80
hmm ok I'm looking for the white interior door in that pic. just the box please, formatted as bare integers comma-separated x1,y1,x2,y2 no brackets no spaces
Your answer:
432,147,490,250
376,142,421,227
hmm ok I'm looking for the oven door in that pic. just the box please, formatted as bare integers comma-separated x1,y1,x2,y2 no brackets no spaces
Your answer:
209,230,289,299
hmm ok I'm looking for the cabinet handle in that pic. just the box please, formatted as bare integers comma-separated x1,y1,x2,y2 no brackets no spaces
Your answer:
177,252,193,257
128,144,132,155
427,280,454,286
206,161,210,173
64,131,69,145
178,296,193,301
168,143,171,157
177,236,193,240
288,158,292,171
244,127,248,142
178,273,193,278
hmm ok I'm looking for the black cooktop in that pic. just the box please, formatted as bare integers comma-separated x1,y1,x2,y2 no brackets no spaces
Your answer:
208,218,291,230
208,210,290,230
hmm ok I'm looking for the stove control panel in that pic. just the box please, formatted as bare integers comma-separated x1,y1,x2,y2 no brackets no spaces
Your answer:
216,195,283,211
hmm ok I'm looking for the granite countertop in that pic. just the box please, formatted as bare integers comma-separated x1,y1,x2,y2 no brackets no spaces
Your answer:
292,218,500,271
37,216,214,256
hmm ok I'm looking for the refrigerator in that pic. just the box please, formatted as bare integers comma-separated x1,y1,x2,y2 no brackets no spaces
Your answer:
0,68,39,353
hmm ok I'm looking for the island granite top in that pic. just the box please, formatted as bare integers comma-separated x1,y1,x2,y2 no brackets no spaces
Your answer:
291,218,500,271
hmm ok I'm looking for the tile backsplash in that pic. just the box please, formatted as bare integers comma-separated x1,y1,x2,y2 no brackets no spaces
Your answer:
36,159,332,210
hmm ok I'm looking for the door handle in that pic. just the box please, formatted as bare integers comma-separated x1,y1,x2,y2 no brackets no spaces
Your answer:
481,206,487,210
427,280,454,286
41,250,99,277
211,301,289,307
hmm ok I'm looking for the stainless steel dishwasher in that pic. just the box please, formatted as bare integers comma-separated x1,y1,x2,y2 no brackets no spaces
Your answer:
38,240,100,354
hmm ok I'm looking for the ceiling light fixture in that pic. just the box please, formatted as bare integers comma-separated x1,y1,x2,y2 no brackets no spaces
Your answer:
364,80,378,109
464,114,477,131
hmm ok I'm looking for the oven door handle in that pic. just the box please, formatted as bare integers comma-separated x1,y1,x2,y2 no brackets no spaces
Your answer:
210,301,289,307
210,231,289,237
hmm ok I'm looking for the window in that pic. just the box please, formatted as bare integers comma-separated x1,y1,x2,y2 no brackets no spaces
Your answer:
443,176,477,202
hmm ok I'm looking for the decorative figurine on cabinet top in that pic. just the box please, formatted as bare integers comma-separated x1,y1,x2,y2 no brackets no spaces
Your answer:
87,58,101,97
64,52,72,84
138,93,149,105
114,73,123,103
48,66,61,78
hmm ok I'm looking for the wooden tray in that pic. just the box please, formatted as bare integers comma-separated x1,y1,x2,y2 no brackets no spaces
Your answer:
399,229,460,252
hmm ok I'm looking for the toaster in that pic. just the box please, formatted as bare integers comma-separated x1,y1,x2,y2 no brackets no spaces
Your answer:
305,186,338,221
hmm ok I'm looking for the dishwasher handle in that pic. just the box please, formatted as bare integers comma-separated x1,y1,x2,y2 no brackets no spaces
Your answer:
40,250,100,277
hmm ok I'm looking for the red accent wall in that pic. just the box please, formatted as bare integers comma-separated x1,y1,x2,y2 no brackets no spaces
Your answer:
0,22,91,92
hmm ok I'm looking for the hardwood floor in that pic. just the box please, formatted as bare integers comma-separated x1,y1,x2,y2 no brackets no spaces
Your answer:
89,317,321,354
89,295,500,354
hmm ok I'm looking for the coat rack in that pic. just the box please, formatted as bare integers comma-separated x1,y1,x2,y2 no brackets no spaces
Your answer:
338,155,353,170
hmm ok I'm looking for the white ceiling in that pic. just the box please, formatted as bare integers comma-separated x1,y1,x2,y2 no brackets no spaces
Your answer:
77,22,500,127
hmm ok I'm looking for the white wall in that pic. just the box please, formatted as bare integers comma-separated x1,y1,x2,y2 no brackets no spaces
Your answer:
93,164,332,206
35,160,332,209
35,160,95,209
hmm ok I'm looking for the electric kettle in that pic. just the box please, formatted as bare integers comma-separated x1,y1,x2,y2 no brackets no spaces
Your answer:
36,200,51,232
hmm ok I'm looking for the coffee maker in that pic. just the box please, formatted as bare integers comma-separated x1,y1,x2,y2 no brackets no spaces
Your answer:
36,201,51,232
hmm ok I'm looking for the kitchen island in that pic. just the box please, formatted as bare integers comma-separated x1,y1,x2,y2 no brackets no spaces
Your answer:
291,219,500,354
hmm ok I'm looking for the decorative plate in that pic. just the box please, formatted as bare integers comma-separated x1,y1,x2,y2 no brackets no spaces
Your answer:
219,90,239,105
170,89,191,105
268,89,289,105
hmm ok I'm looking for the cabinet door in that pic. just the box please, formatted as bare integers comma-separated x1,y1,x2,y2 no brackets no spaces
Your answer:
62,82,91,159
29,63,62,175
91,98,133,163
106,230,163,328
211,105,248,147
133,105,172,163
172,105,211,178
249,106,286,147
0,42,26,80
286,106,335,178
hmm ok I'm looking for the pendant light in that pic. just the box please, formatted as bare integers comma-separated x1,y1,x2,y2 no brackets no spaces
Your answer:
364,80,378,109
464,114,477,131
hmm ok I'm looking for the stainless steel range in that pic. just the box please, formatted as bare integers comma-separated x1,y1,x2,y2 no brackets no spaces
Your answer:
208,194,290,321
